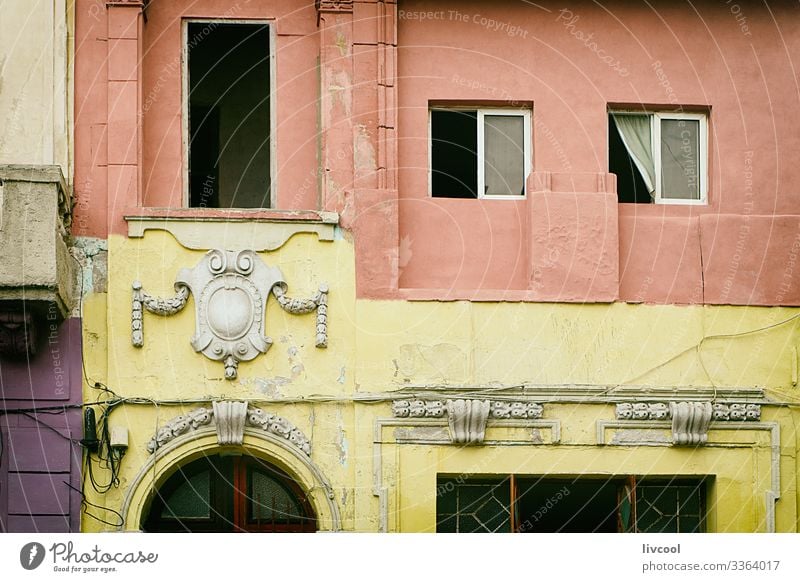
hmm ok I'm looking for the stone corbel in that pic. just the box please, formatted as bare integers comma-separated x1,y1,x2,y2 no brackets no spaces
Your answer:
391,399,545,445
147,402,311,455
670,401,712,446
213,401,248,445
615,401,761,422
615,401,761,446
446,399,490,445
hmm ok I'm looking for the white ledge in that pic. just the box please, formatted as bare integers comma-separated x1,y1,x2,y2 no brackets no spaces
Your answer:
125,208,339,251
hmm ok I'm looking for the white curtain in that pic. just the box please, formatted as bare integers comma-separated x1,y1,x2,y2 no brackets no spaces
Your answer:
612,114,656,197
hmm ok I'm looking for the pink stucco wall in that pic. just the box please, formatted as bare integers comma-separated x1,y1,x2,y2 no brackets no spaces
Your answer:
73,0,800,305
396,0,800,304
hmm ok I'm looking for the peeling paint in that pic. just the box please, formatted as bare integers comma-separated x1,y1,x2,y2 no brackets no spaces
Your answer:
397,343,468,382
253,377,291,398
335,31,348,56
335,408,348,466
287,345,305,379
70,237,109,312
337,366,346,384
354,124,376,172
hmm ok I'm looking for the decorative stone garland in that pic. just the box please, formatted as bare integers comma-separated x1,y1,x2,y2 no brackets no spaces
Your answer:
146,403,311,456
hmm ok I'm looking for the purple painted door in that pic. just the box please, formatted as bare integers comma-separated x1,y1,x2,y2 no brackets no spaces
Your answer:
0,318,83,532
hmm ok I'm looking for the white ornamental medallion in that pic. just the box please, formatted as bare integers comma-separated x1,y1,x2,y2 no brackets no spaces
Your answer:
131,249,329,380
178,250,283,380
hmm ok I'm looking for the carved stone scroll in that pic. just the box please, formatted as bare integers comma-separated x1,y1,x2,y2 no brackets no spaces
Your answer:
446,399,490,445
615,402,670,421
712,402,761,421
146,402,312,456
391,399,544,445
489,401,543,419
146,407,213,453
246,407,312,455
272,282,329,348
391,400,446,418
213,401,248,446
616,402,761,422
132,250,329,380
670,401,713,446
131,280,190,347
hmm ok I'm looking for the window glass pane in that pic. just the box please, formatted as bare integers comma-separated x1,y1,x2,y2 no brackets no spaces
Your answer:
436,478,511,533
161,470,211,519
249,469,303,522
636,482,704,533
431,110,478,198
483,115,525,196
660,118,701,200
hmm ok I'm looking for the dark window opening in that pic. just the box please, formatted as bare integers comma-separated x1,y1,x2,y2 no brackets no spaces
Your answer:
516,478,619,533
431,110,478,198
436,475,706,533
436,477,511,533
609,114,651,203
188,23,271,208
142,455,316,532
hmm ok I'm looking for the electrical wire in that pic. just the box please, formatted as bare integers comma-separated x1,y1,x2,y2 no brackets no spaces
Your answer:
63,481,124,528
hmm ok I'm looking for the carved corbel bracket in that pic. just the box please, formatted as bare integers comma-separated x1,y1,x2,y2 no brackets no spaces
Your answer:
615,401,762,446
670,401,712,446
147,402,311,456
446,399,490,445
391,399,545,445
132,249,329,379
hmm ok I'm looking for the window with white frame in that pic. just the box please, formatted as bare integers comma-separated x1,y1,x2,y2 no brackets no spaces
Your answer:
430,108,531,199
609,111,708,204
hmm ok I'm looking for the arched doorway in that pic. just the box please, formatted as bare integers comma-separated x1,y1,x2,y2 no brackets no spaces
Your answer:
142,454,317,532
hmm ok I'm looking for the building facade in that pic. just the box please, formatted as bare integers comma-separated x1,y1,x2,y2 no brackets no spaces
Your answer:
54,0,800,532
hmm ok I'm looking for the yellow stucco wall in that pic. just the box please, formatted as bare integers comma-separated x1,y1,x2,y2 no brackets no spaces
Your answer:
81,231,800,532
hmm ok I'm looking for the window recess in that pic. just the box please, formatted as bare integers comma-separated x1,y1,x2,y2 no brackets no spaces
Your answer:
436,475,706,533
430,108,531,199
185,21,272,209
609,111,708,205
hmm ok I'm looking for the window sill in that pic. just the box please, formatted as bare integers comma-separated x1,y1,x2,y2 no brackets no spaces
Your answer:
124,207,339,251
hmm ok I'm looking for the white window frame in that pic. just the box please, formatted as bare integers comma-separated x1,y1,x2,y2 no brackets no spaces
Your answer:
610,110,708,205
181,18,278,208
429,107,532,199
